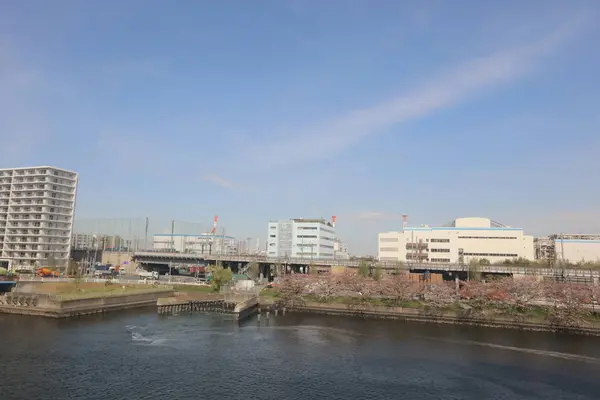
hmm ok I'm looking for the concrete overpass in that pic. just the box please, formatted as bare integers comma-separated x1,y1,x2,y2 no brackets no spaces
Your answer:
131,251,600,282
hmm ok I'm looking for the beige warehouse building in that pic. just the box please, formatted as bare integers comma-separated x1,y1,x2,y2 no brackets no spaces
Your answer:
379,217,534,264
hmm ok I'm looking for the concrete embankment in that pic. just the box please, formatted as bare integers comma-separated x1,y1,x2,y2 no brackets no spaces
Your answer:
0,288,174,318
273,301,600,336
157,294,259,321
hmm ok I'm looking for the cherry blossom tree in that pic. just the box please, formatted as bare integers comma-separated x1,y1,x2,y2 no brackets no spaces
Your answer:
311,274,341,303
544,282,590,329
384,273,419,304
278,274,308,307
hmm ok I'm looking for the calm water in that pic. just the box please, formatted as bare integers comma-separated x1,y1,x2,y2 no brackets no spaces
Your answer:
2,309,600,399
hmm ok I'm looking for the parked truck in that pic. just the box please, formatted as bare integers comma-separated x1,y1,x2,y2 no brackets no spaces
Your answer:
37,268,59,278
138,270,159,280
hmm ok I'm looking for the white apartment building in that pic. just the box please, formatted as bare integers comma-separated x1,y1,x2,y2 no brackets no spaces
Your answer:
378,217,534,264
0,166,78,268
153,233,238,255
268,218,336,260
72,233,98,249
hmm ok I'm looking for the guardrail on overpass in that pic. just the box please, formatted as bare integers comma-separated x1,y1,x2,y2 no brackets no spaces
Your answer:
132,251,600,279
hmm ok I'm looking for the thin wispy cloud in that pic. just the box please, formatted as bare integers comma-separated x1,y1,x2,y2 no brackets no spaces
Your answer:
202,174,237,189
241,15,588,170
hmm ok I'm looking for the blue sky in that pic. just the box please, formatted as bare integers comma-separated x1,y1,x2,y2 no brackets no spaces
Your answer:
1,1,599,255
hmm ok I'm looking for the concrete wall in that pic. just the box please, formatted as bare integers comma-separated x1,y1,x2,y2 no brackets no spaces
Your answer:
0,289,173,317
556,240,600,264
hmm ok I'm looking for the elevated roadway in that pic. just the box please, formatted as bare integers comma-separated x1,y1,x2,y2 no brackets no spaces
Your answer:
131,251,600,281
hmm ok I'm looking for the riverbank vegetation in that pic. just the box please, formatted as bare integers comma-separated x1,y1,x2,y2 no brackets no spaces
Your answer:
271,273,600,330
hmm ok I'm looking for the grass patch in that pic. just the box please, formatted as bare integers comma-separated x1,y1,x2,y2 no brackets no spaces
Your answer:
31,282,172,301
171,284,216,293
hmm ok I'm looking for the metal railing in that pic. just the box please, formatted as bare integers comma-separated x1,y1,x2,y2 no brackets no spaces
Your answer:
220,282,259,304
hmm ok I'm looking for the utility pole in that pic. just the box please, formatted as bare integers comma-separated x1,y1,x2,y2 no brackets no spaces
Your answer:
169,219,175,279
144,217,149,251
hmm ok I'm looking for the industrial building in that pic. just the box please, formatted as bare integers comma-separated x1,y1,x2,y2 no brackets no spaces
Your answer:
334,239,350,259
268,218,337,260
378,217,534,264
153,233,237,255
535,234,600,265
0,166,78,269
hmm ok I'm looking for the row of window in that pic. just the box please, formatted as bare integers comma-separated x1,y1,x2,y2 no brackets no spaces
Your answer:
463,252,518,257
458,236,517,240
430,238,450,243
430,258,451,263
380,247,398,252
430,248,450,253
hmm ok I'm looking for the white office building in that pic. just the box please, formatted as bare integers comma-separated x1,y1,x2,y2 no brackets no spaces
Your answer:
153,233,237,255
268,218,336,260
0,166,78,268
378,217,534,264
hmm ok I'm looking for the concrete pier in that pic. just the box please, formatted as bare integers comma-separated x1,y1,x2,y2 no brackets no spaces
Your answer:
0,289,174,318
157,296,259,321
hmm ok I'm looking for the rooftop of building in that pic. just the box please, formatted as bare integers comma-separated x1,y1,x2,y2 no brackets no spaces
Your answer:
153,233,235,239
382,217,524,233
269,218,334,227
549,233,600,241
0,166,78,174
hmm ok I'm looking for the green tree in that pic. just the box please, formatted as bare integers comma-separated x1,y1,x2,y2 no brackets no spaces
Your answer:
0,267,8,276
468,259,482,281
358,261,370,277
373,264,383,281
211,265,233,291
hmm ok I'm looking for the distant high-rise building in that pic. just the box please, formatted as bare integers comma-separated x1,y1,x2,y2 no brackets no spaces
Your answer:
0,166,78,268
72,233,101,250
267,218,336,260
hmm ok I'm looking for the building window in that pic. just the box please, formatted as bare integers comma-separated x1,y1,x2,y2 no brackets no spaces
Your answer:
458,236,517,240
379,247,398,252
430,248,450,253
463,252,518,257
430,238,450,243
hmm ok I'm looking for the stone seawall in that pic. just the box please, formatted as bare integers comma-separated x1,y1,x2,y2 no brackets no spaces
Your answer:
276,302,600,336
0,290,174,318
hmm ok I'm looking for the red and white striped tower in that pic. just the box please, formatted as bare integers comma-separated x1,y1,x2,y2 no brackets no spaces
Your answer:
402,214,408,230
211,215,218,234
332,216,337,228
